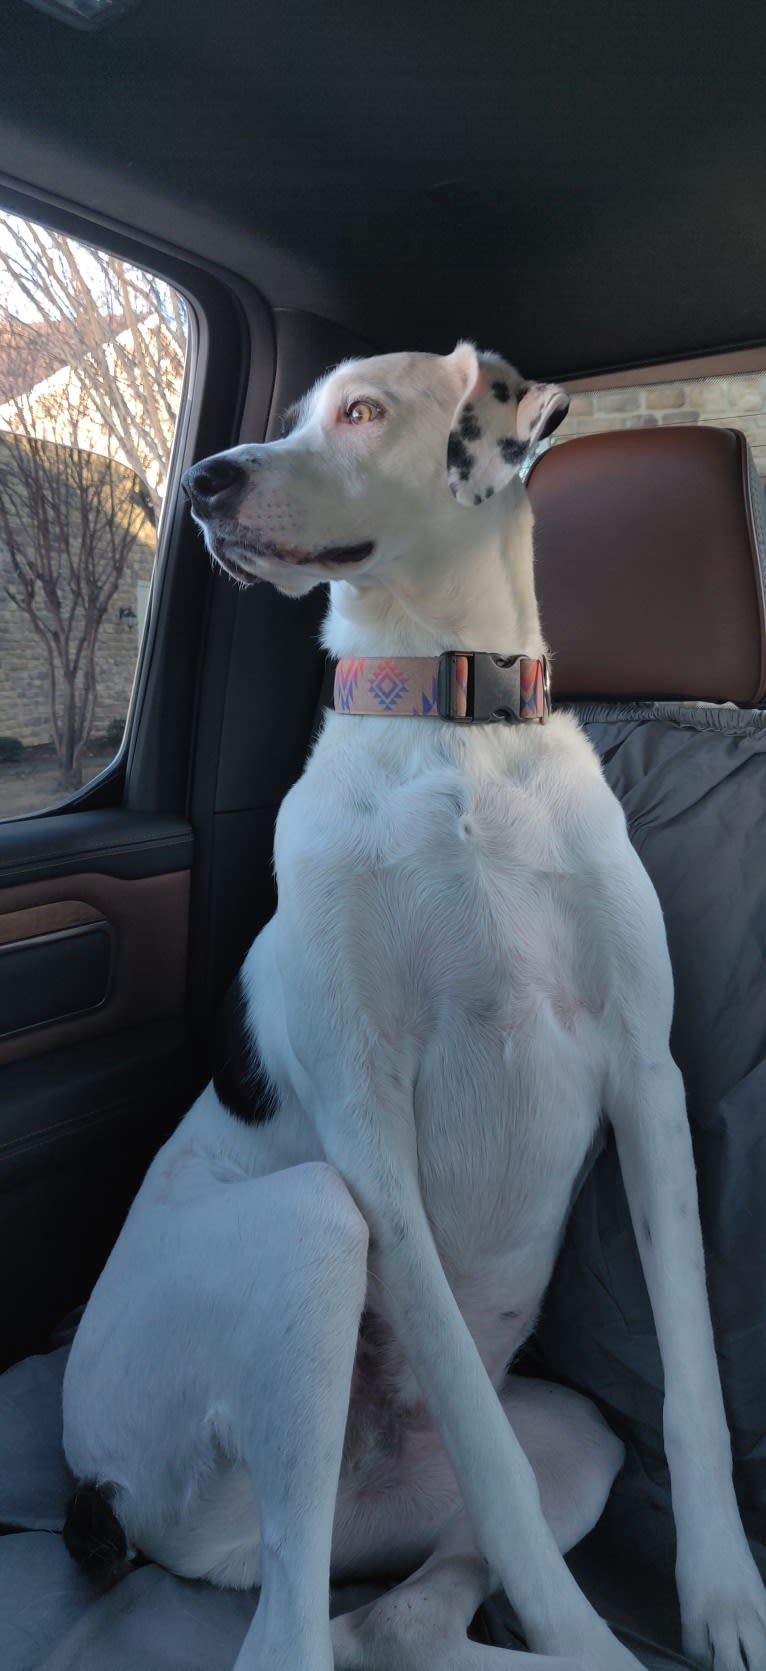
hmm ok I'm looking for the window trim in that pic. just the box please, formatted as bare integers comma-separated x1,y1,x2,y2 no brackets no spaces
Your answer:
564,346,766,394
0,174,275,825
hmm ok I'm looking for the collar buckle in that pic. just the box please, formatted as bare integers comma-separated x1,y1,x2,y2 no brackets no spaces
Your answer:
437,652,549,723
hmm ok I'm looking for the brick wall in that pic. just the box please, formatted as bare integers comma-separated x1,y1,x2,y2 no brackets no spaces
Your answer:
0,536,155,747
556,371,766,476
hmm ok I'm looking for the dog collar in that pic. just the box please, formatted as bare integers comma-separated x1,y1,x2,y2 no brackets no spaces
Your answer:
332,653,550,723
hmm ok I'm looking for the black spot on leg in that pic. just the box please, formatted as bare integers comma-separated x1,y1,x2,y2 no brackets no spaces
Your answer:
641,1215,652,1246
473,493,482,506
448,431,475,481
484,486,494,499
498,436,527,466
492,379,511,402
212,970,277,1124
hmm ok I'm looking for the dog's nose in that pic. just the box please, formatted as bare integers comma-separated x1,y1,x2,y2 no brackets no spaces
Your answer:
181,455,246,508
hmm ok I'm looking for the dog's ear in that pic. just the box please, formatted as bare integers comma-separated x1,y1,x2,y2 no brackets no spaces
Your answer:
446,344,569,507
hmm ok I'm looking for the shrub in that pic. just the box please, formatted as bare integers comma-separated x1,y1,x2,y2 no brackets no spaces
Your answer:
104,717,126,749
0,736,24,764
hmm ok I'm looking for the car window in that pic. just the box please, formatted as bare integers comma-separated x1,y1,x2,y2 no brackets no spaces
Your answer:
0,210,190,818
549,367,766,480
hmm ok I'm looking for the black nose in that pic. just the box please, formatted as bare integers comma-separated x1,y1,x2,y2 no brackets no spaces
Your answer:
181,455,246,507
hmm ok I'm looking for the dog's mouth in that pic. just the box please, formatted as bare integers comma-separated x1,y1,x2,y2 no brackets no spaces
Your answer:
205,526,376,583
312,541,376,569
210,546,259,584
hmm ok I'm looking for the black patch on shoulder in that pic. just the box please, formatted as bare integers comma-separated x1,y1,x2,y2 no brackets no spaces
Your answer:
498,436,527,465
459,410,482,442
212,970,277,1124
448,431,474,481
63,1483,130,1576
491,379,511,403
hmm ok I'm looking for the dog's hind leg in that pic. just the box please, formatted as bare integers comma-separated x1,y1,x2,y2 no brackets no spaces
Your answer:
331,1376,625,1671
65,1157,368,1671
331,1525,586,1671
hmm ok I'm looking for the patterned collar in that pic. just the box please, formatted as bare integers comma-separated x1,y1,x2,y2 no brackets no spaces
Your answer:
332,652,550,724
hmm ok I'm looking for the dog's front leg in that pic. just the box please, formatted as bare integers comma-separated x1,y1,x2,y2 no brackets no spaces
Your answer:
306,1095,637,1671
227,1162,369,1671
609,1052,766,1671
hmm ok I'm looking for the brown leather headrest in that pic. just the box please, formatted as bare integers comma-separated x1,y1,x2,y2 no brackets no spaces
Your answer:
527,426,766,703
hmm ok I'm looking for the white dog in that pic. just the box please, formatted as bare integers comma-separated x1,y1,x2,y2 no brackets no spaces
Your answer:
62,345,766,1671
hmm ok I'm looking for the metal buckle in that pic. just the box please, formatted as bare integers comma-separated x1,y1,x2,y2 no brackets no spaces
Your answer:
437,652,524,723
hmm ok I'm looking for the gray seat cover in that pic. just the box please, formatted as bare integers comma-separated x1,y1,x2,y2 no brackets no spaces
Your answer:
524,701,765,1648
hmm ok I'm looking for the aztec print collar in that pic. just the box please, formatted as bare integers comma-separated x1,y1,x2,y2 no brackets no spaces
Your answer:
332,653,550,724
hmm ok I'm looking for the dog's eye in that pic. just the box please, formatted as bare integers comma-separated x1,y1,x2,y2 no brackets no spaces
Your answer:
343,400,383,425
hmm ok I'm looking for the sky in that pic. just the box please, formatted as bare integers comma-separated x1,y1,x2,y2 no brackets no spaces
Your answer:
0,207,119,323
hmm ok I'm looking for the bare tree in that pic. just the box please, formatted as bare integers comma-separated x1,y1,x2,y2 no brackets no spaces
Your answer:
0,359,151,787
0,214,186,787
0,214,187,515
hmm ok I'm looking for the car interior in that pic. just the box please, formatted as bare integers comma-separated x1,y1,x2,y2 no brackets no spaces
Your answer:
0,2,764,1667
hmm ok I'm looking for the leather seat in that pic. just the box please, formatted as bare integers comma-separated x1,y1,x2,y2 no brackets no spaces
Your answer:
528,425,766,704
489,425,766,1661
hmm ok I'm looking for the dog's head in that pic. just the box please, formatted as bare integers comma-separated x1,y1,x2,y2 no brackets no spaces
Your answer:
182,344,568,596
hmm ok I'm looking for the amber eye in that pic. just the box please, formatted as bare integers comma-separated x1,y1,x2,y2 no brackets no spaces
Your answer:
344,399,382,424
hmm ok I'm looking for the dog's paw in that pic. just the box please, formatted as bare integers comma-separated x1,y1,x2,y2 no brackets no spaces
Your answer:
679,1558,766,1671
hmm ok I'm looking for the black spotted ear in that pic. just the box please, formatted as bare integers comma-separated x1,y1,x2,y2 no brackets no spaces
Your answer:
446,345,569,507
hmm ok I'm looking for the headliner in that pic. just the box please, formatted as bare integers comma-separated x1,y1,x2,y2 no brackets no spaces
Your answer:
2,0,766,378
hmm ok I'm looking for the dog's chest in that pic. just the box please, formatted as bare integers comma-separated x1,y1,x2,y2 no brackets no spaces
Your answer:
278,739,609,1279
286,744,607,1040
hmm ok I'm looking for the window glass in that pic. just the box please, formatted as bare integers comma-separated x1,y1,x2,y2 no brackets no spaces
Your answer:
0,210,189,818
543,368,766,479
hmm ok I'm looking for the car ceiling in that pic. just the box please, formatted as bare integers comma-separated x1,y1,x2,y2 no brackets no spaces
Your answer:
2,0,766,379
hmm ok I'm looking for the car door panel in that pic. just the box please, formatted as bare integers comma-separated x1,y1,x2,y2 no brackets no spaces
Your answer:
0,813,191,1064
0,917,114,1042
0,810,196,1365
0,870,189,1065
0,1019,197,1372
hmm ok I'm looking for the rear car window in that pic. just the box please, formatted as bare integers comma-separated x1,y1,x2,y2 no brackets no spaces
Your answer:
552,367,766,480
0,210,189,818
